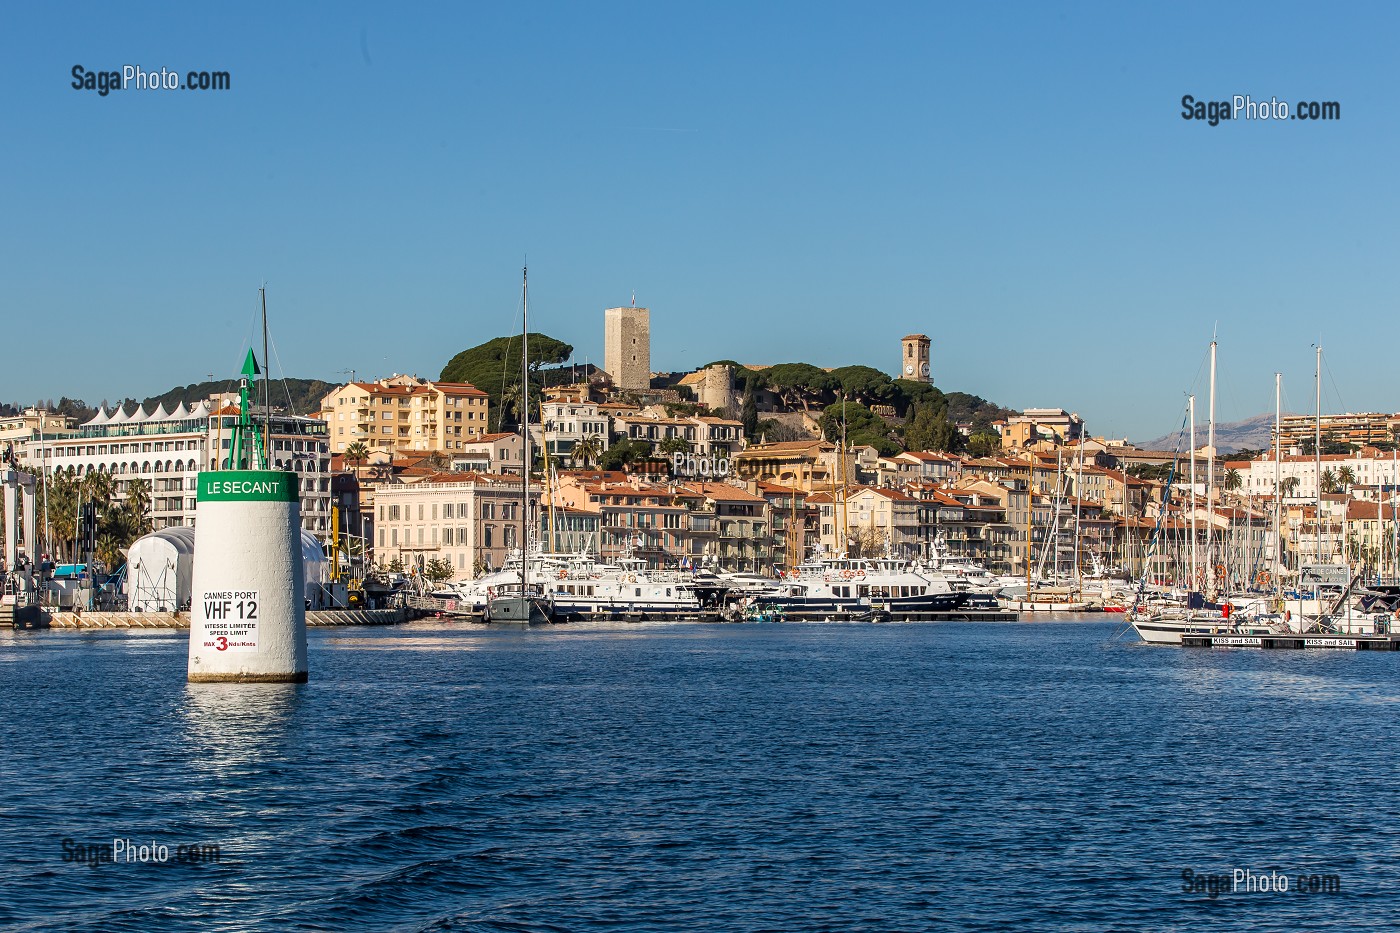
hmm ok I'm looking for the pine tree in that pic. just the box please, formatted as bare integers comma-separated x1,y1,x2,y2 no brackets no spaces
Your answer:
741,380,759,440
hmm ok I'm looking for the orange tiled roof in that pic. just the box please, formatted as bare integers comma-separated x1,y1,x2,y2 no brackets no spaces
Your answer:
676,482,766,502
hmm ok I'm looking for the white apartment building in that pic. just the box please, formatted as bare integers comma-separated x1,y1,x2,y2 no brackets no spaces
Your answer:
538,388,611,461
451,432,525,474
1231,449,1400,502
24,400,332,535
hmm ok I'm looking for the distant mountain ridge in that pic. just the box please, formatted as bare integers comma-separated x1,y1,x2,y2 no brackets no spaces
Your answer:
1135,412,1293,455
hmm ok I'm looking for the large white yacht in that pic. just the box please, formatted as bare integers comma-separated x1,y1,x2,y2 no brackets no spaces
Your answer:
755,554,967,615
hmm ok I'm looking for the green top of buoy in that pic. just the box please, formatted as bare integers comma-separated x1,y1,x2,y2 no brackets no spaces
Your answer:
241,348,261,381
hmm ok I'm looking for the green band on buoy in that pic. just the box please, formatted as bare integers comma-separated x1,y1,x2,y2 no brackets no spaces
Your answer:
197,470,299,503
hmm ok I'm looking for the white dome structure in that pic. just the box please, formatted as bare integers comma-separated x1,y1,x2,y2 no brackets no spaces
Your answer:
126,526,197,611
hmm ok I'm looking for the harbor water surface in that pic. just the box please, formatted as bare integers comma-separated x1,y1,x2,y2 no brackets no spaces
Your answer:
2,618,1398,931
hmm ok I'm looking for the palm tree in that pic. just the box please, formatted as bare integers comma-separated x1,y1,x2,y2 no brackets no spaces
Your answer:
82,469,115,504
570,435,604,468
1320,469,1340,495
344,441,370,473
95,533,123,570
1338,465,1356,493
498,382,524,432
658,436,692,456
125,478,153,536
1280,476,1300,498
1224,468,1242,495
103,507,141,549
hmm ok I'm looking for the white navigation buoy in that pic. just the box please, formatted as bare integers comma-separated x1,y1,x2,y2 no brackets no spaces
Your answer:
187,469,308,683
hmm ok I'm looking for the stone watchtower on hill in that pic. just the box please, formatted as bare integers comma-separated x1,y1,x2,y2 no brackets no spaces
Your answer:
698,364,737,417
900,334,932,383
604,304,650,390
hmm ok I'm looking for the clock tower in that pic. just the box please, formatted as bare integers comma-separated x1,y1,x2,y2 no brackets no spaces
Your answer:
900,334,932,384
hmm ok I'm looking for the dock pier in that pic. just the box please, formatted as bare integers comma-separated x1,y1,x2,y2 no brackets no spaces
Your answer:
1183,632,1400,650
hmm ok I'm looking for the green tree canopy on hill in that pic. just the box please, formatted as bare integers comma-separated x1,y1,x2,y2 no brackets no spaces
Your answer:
440,333,574,432
894,380,945,416
759,363,837,412
944,391,1018,430
829,366,902,409
903,403,963,454
818,401,899,457
965,432,1002,458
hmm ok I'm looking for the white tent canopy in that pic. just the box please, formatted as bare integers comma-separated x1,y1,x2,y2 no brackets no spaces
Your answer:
125,526,334,611
126,526,197,611
301,530,333,608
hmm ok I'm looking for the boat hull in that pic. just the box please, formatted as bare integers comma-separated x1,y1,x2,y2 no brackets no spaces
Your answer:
1130,617,1186,644
754,592,966,614
485,596,553,625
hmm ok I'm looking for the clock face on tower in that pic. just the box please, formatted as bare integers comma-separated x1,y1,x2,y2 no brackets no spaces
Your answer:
905,364,914,375
919,362,930,377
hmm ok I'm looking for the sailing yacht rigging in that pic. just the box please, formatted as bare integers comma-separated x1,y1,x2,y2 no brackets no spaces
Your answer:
485,266,555,625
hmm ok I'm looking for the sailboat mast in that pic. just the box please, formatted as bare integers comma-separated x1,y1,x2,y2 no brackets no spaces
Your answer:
1189,394,1197,592
1024,451,1033,593
790,482,799,572
1207,340,1216,498
520,266,530,593
1072,441,1083,587
261,287,271,469
1315,345,1323,566
1206,338,1216,585
1122,461,1130,576
1273,373,1282,589
839,395,849,553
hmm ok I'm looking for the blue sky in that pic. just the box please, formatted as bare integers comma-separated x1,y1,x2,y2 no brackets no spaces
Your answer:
3,2,1396,441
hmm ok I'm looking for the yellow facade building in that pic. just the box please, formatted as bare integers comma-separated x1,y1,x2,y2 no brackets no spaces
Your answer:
319,375,489,456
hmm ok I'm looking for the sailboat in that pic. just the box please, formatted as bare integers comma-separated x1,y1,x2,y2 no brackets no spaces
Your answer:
484,266,556,625
1006,447,1089,612
1281,345,1360,626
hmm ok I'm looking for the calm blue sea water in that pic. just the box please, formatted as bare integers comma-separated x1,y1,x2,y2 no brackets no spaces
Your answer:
2,618,1398,931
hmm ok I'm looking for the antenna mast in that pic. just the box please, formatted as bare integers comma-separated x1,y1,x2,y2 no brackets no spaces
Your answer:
261,287,271,468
